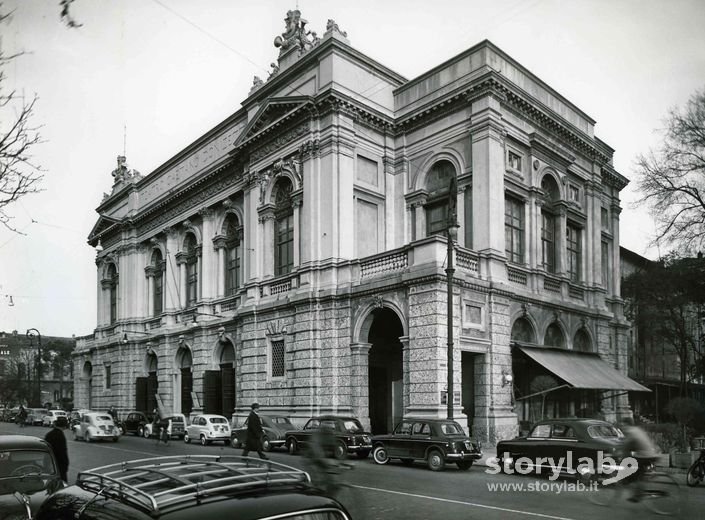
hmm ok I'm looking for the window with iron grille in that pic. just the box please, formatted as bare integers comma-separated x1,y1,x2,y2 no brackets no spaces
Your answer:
567,223,582,282
504,196,524,264
541,211,556,273
271,339,285,378
105,365,111,389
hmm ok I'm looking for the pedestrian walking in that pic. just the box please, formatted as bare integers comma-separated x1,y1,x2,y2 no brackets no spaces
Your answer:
242,403,268,460
17,405,27,428
45,421,69,482
108,406,117,421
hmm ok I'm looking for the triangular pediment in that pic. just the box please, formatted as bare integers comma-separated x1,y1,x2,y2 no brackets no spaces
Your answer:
88,215,120,243
234,96,312,149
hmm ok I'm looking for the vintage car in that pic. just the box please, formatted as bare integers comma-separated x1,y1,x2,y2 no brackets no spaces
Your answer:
142,413,187,440
495,418,626,478
68,409,92,428
41,410,67,427
25,408,49,426
0,435,64,519
285,415,372,459
35,455,351,520
72,412,120,443
184,414,230,445
120,410,151,436
231,414,295,451
371,418,482,471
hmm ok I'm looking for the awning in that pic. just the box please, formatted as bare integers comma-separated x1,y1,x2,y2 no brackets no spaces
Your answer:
515,345,651,392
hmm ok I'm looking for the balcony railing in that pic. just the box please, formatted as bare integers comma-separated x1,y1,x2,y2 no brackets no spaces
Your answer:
456,249,479,273
360,249,408,278
568,284,585,300
507,265,528,285
543,275,561,293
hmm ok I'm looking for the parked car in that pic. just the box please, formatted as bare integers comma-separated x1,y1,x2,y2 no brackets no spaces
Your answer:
120,410,151,436
68,409,92,428
72,412,120,443
371,418,482,471
35,455,351,520
25,408,49,426
41,410,67,427
231,414,295,451
142,413,188,440
184,414,230,446
495,418,626,478
0,435,64,519
285,415,373,459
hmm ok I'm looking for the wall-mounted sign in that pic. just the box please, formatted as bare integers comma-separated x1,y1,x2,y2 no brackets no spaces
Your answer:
440,390,461,406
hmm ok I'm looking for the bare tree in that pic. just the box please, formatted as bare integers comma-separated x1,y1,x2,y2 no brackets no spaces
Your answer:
0,8,44,232
634,87,705,253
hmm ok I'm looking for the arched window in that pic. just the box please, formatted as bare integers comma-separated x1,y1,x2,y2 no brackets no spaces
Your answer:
574,328,592,352
223,214,242,295
424,160,457,237
184,234,199,307
540,175,560,274
511,317,536,344
151,250,164,316
107,263,118,324
274,178,294,276
544,323,565,348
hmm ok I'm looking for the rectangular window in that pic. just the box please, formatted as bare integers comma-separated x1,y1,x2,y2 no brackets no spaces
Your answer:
227,245,241,295
110,286,117,324
187,262,198,306
356,156,378,186
105,365,111,390
508,150,522,172
601,240,610,291
566,224,582,282
601,207,610,231
275,215,294,276
154,271,163,315
463,303,483,328
541,212,556,273
426,200,448,237
504,196,524,264
271,339,285,378
569,185,580,204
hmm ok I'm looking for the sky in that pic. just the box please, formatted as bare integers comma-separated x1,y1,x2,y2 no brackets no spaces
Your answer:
0,0,704,338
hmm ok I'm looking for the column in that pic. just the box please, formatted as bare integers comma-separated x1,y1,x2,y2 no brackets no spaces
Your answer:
457,187,466,248
213,238,225,298
557,207,567,276
293,197,302,267
350,342,371,432
414,202,425,240
164,227,180,312
146,270,154,317
178,256,187,308
199,208,216,300
400,336,410,414
611,204,622,298
260,214,275,278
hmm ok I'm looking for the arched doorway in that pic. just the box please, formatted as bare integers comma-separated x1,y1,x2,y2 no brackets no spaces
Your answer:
204,340,235,417
82,361,93,410
368,308,404,435
175,347,193,415
136,351,158,414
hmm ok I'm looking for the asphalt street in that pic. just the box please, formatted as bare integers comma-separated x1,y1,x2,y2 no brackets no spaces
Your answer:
2,423,704,519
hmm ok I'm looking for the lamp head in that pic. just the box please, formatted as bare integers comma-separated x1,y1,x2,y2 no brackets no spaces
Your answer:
95,239,104,252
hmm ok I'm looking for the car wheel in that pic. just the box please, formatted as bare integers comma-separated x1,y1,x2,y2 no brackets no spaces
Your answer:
143,427,151,439
118,425,125,436
184,433,191,444
262,436,271,452
200,434,209,446
357,450,370,459
85,432,92,443
457,461,473,471
73,430,80,441
427,449,445,471
287,438,298,455
333,441,347,460
401,458,414,466
113,436,119,443
137,426,144,437
230,436,240,449
372,445,389,465
499,454,514,474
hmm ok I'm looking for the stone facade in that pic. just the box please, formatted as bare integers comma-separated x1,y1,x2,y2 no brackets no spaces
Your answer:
75,14,632,446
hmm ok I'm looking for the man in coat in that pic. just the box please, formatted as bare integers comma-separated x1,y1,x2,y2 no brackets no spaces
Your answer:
241,402,268,460
45,421,69,482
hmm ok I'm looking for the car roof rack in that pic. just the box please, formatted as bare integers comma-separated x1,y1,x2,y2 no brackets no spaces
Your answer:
76,455,311,515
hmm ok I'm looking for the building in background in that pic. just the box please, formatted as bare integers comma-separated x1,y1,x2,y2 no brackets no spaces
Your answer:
0,330,75,409
74,12,644,444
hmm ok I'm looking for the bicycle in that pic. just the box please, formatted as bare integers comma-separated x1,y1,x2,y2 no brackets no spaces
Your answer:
588,461,681,516
686,448,704,487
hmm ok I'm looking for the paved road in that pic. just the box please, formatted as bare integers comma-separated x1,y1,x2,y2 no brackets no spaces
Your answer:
2,423,704,519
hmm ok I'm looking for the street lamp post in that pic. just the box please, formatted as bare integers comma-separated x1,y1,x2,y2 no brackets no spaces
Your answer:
446,178,460,420
26,328,42,407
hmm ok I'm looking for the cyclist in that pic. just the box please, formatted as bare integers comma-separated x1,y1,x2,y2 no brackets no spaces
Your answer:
305,425,348,495
620,416,659,502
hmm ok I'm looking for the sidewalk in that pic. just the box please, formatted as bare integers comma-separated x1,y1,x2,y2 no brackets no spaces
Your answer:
476,448,687,474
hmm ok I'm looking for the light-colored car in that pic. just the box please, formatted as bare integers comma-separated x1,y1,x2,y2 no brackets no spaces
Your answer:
141,413,187,439
25,408,49,426
42,410,67,427
184,414,230,446
72,412,120,442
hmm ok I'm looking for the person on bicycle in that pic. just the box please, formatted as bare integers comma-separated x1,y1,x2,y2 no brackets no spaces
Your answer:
620,416,659,502
305,424,347,495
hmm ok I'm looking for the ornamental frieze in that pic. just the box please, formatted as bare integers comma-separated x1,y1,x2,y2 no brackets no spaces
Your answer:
250,123,309,164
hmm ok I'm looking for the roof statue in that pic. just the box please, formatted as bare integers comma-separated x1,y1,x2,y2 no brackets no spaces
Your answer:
111,155,140,185
273,9,317,54
325,19,347,38
250,75,265,95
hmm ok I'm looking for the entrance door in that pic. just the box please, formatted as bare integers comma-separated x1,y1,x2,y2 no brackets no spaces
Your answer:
181,369,193,415
136,377,148,413
220,364,235,416
461,352,476,433
146,372,158,414
203,370,222,414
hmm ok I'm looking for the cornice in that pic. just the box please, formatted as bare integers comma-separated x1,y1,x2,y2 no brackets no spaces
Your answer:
600,164,629,191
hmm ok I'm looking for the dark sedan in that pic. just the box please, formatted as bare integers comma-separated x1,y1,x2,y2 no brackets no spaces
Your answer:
231,414,295,451
285,415,372,459
495,418,626,479
121,410,151,436
371,418,482,471
0,435,64,519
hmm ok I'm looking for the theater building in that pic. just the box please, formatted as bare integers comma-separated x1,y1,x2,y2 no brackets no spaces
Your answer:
74,12,646,445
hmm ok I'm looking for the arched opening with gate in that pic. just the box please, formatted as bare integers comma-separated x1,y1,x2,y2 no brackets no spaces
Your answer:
175,346,193,415
203,340,236,417
367,308,404,435
136,351,159,415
